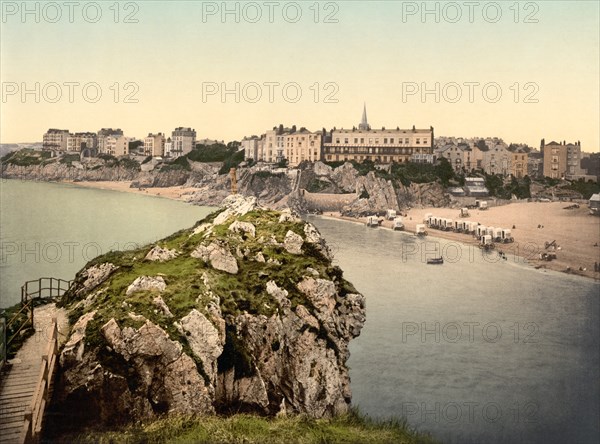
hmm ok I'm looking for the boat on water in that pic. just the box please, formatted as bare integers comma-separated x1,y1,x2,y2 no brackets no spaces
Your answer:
426,257,444,265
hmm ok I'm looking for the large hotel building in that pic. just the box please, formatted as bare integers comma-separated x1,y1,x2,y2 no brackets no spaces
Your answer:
323,106,434,163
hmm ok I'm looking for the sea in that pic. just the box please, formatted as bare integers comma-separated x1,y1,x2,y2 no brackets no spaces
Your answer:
1,179,598,444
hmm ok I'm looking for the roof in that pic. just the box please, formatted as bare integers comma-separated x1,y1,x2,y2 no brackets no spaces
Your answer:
590,193,600,202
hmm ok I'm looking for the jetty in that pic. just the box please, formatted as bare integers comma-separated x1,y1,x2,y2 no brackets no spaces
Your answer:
0,278,71,444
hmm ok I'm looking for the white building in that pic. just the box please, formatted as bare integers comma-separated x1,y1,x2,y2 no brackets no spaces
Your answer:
242,136,261,161
67,132,97,152
43,129,69,151
97,128,124,153
284,129,322,167
323,105,434,164
144,133,165,157
171,127,196,158
481,144,512,175
164,138,174,157
105,135,129,157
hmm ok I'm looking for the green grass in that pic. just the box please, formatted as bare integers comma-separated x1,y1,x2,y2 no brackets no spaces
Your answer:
66,409,438,444
2,149,51,166
58,207,362,407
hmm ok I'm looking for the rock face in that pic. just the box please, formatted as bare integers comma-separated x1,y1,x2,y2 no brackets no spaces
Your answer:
191,241,239,274
54,195,365,428
145,245,178,262
126,276,167,295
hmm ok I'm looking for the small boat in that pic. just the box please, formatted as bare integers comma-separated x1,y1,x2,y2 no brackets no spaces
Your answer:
426,257,444,265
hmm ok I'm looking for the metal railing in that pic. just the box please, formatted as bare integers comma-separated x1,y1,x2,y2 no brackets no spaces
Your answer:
1,278,72,367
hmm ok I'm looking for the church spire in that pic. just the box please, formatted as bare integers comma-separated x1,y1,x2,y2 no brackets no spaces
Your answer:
359,103,370,131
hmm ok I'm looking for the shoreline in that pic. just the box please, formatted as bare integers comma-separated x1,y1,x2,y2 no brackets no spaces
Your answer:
9,178,600,281
61,180,199,202
319,207,600,282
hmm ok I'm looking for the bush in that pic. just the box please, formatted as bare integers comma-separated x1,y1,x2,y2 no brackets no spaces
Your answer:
161,156,191,171
188,143,232,163
306,178,330,193
219,149,245,175
59,153,82,165
564,179,600,199
118,157,141,170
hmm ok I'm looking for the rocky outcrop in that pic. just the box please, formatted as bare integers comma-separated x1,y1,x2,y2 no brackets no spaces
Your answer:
126,276,166,295
145,246,178,262
54,195,365,427
191,241,239,274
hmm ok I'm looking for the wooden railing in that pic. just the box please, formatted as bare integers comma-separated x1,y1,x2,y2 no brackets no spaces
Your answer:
0,317,5,373
20,318,59,444
1,278,72,365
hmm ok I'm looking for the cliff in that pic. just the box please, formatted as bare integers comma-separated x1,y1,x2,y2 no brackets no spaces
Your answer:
1,149,450,214
53,195,366,430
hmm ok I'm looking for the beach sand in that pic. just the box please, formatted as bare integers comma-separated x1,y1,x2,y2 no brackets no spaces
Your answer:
64,180,600,280
66,180,198,201
325,202,600,280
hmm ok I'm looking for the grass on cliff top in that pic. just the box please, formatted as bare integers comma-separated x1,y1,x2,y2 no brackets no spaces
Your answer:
60,207,358,355
67,410,438,444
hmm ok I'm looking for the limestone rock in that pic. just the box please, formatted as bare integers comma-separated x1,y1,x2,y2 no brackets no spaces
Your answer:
55,196,366,426
145,246,178,262
284,230,303,255
60,310,96,366
76,263,117,295
153,296,174,318
303,223,333,260
191,242,238,274
179,309,224,385
126,276,166,296
213,195,259,225
228,221,256,238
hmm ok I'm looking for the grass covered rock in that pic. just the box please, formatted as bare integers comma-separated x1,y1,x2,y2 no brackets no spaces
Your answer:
53,195,366,431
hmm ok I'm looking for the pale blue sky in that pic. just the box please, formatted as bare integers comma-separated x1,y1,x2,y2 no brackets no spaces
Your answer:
1,1,598,150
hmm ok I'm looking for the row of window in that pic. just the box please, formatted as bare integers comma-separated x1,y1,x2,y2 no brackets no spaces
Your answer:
326,147,420,155
334,137,428,145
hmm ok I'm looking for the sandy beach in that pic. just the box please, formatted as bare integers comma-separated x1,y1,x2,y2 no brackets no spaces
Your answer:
326,202,600,280
65,180,198,201
64,180,600,281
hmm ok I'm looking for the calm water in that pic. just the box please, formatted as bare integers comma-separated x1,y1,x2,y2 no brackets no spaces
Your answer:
0,180,213,307
307,215,600,444
1,180,598,443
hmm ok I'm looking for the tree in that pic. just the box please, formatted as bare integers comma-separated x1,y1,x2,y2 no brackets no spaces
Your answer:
128,140,143,153
435,157,454,185
476,139,488,151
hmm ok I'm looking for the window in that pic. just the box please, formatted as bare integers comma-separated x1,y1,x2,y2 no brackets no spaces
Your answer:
384,138,388,144
336,139,340,144
390,138,394,144
354,138,358,143
360,138,364,143
416,138,421,144
423,139,428,144
405,138,409,144
344,138,348,144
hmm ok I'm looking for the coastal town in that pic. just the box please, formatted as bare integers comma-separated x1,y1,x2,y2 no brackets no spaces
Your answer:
1,106,599,281
5,105,598,184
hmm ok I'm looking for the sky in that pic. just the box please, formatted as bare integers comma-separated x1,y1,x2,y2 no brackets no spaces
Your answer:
1,1,599,150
